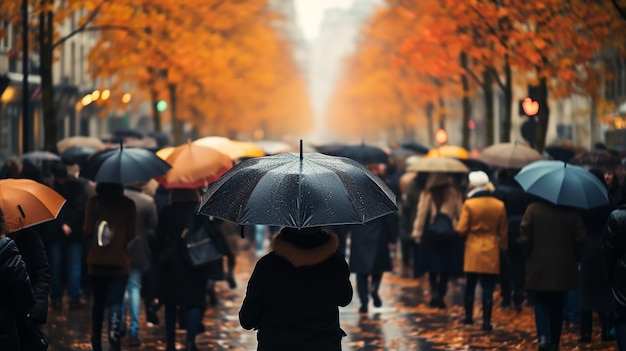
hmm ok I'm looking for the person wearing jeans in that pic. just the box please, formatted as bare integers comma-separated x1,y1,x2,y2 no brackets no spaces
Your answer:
455,171,508,331
533,291,566,349
49,241,83,308
91,275,128,351
122,184,158,347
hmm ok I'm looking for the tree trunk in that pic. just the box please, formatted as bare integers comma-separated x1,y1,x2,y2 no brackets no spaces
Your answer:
460,53,471,150
150,85,161,132
501,59,513,143
40,0,57,152
534,76,550,152
438,96,446,129
168,83,182,145
426,103,434,146
483,69,494,147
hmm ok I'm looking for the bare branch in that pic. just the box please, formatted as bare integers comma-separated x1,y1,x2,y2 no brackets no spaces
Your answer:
52,0,108,49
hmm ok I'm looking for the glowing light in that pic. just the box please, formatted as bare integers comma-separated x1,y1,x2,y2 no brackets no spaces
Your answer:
156,100,167,112
0,86,16,103
435,129,448,145
91,90,100,101
467,120,476,130
122,93,132,104
101,89,111,101
522,97,539,116
81,95,93,106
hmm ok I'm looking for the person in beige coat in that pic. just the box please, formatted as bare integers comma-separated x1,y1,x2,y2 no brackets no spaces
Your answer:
412,172,464,308
456,171,508,331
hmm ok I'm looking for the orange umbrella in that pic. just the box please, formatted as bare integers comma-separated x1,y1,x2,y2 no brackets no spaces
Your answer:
0,178,66,233
232,141,266,158
193,136,245,160
426,145,470,159
155,141,233,189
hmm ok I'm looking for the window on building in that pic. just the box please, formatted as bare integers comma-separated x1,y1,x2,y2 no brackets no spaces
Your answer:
71,42,76,85
80,44,84,84
1,21,9,50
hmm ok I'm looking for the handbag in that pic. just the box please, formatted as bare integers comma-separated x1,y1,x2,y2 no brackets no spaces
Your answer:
423,206,457,243
180,223,223,267
17,316,49,351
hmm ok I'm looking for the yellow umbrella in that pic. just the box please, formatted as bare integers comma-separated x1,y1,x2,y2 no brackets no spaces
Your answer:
193,136,245,160
232,141,266,158
0,179,66,233
155,141,233,189
156,146,175,160
426,145,470,159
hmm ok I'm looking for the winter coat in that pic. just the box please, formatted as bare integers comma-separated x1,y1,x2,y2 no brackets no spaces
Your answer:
348,213,397,274
0,237,35,351
83,194,136,276
239,229,352,351
604,203,626,316
579,204,613,312
9,228,50,324
456,189,508,275
520,200,586,291
493,180,530,246
155,201,216,307
51,177,88,243
124,187,158,270
413,176,464,274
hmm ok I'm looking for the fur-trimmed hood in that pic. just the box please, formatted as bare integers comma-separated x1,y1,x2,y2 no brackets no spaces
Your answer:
271,230,339,268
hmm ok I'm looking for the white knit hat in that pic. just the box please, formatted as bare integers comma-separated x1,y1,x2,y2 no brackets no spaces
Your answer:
468,170,489,188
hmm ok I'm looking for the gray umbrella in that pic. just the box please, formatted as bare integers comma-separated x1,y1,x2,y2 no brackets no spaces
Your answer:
514,160,608,209
198,151,398,229
81,145,171,184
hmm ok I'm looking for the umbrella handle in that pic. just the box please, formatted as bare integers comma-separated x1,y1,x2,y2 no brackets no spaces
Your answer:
300,139,303,161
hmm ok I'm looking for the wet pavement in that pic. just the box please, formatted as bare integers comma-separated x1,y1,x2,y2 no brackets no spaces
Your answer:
45,246,618,351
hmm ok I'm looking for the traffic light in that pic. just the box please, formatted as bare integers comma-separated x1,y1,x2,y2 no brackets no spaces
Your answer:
519,85,541,117
156,100,167,112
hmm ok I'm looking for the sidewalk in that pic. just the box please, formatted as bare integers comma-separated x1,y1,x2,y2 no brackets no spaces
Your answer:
45,247,618,351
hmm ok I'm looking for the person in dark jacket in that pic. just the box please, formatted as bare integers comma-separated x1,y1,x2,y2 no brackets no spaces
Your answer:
0,208,35,351
239,227,353,351
155,188,220,351
520,198,587,351
579,168,615,343
493,168,531,312
83,182,136,351
9,225,51,349
49,163,88,311
604,179,626,350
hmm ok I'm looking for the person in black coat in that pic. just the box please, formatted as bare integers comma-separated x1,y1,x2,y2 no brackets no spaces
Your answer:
0,209,35,351
239,227,353,351
493,168,531,312
604,179,626,350
8,225,51,350
579,168,615,343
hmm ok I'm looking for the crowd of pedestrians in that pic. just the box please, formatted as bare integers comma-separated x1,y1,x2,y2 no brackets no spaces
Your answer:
0,141,626,351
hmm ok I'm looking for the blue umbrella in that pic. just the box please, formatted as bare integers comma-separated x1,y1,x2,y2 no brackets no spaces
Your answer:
198,150,398,229
514,160,608,209
81,145,171,183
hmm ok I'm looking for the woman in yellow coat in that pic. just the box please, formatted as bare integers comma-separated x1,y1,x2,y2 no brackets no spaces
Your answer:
456,171,508,331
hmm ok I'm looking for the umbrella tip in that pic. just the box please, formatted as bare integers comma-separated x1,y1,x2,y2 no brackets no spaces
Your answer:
300,139,303,160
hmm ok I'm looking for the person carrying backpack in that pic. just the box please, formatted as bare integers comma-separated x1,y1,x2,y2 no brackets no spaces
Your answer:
456,171,508,331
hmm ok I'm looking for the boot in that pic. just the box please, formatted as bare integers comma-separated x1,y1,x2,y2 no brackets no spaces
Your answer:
463,296,474,324
482,301,493,331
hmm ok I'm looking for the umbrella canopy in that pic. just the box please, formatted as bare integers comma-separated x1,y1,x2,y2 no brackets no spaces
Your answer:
406,157,469,173
545,145,576,162
514,160,608,210
399,141,431,154
22,150,61,163
0,178,66,233
57,136,106,153
59,146,97,165
477,142,543,169
81,146,171,183
340,144,389,165
232,141,266,158
155,146,175,160
155,142,233,189
426,145,470,159
314,143,348,156
194,136,245,160
198,152,398,229
569,149,622,170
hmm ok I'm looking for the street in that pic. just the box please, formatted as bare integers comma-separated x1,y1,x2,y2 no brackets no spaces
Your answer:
45,245,618,351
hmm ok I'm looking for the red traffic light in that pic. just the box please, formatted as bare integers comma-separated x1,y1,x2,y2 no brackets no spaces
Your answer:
522,97,539,117
435,128,448,145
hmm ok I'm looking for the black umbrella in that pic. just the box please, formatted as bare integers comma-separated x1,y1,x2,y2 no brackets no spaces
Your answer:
81,145,171,183
544,145,576,163
59,146,97,165
313,143,348,156
340,144,389,165
569,149,622,170
198,151,398,229
399,141,431,154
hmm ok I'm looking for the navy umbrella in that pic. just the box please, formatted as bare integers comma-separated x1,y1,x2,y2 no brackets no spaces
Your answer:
81,145,171,183
198,150,398,229
514,160,608,209
59,146,97,165
340,144,389,165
